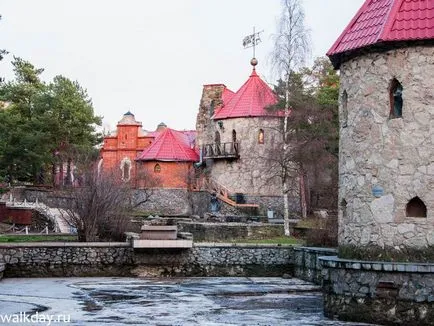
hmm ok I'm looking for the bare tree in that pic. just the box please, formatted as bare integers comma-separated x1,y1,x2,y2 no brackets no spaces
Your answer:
61,168,133,242
133,163,163,208
270,0,311,235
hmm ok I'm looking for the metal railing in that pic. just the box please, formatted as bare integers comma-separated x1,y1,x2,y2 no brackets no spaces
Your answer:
202,142,239,159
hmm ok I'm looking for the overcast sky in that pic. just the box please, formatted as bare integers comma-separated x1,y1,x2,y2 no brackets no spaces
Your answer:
0,0,364,132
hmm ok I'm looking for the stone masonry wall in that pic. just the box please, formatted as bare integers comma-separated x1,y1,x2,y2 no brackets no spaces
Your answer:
177,222,285,242
0,243,294,278
338,46,434,249
320,256,434,325
293,247,337,285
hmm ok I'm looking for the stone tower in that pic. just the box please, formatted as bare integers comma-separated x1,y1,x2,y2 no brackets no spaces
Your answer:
196,60,300,214
328,0,434,253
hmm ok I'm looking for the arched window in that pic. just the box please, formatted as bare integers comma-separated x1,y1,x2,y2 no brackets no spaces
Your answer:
258,129,264,144
154,164,161,173
232,129,237,142
215,131,221,145
341,199,348,220
209,100,215,116
406,197,427,217
342,90,348,128
389,78,403,119
120,157,131,182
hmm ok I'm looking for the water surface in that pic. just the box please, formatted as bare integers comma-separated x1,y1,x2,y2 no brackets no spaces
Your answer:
0,277,373,325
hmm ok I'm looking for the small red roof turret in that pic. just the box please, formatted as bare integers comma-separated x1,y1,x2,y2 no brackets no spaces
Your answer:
212,59,278,120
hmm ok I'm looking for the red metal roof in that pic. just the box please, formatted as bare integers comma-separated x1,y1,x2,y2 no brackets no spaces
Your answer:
328,0,434,67
136,128,199,162
222,87,235,104
212,68,278,120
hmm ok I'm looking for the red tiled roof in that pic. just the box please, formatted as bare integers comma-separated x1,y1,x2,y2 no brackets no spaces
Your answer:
222,87,235,104
212,68,278,120
328,0,434,67
136,128,199,162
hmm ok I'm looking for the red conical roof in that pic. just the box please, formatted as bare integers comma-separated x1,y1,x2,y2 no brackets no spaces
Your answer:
328,0,434,68
136,128,199,162
212,68,278,120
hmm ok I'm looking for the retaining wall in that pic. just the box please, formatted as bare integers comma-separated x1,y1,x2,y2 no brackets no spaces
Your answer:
293,247,337,284
320,256,434,326
177,222,284,242
0,242,295,278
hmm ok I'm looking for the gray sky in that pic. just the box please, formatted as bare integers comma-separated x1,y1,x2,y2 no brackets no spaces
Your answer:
0,0,364,132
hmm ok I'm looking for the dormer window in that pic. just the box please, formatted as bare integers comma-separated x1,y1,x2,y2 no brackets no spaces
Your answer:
389,78,403,119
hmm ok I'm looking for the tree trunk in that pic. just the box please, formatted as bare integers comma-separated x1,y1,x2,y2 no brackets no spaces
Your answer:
299,171,307,218
283,183,290,236
283,76,291,236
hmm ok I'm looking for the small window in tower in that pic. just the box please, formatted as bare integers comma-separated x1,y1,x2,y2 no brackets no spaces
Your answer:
232,129,237,142
341,199,348,220
209,100,215,116
154,164,161,173
406,197,427,218
125,134,128,140
342,90,348,128
389,78,403,119
258,129,264,144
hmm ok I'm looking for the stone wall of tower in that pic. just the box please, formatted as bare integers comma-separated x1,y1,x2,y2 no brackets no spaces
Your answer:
338,46,434,249
195,84,225,148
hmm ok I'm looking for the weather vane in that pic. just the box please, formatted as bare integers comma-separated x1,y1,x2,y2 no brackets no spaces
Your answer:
242,27,263,59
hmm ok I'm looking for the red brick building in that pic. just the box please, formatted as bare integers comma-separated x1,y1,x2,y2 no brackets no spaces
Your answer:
100,112,154,182
100,112,198,189
136,128,199,189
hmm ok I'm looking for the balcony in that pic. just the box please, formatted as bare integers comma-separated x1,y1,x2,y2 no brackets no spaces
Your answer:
202,142,239,160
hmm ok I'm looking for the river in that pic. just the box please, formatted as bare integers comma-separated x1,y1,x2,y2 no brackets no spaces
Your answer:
0,277,374,325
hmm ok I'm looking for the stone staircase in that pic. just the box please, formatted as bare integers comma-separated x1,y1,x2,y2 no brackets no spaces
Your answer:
199,178,259,209
2,193,71,233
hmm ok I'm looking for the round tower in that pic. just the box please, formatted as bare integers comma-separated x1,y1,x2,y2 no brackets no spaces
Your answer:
328,0,434,255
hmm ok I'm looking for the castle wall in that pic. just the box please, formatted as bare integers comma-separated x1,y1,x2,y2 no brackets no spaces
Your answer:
209,117,286,196
338,46,434,249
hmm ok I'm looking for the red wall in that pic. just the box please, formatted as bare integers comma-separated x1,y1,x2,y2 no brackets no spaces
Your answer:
101,124,153,182
0,203,33,225
137,161,193,189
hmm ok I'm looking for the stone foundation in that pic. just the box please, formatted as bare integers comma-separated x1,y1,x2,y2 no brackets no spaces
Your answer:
320,256,434,325
0,242,294,278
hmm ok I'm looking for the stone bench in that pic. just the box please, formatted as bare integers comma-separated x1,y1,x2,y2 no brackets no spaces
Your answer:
140,225,178,240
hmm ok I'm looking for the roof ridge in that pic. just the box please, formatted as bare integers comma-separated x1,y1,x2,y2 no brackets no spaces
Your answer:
379,0,402,40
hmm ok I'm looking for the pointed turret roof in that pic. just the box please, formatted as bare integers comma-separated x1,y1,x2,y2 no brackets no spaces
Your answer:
136,128,199,162
212,66,278,120
328,0,434,68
